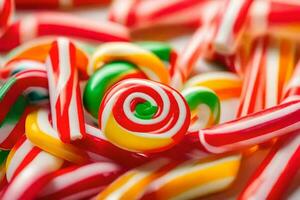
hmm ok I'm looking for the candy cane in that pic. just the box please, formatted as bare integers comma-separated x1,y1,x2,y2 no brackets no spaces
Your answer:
109,0,218,29
95,158,178,200
0,12,130,52
213,0,254,55
0,150,9,185
37,162,123,200
26,108,148,166
189,98,300,154
182,86,220,133
4,38,90,79
15,0,109,9
0,0,13,36
98,78,190,153
46,38,86,143
239,133,300,200
184,72,242,100
0,69,48,124
142,154,241,200
239,59,300,200
238,38,296,117
2,137,63,200
88,42,170,84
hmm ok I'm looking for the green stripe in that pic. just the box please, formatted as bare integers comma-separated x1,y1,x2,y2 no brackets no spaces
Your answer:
137,42,172,62
0,150,9,166
83,61,139,119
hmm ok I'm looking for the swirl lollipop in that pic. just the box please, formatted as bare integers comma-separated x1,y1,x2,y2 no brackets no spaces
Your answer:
98,78,190,153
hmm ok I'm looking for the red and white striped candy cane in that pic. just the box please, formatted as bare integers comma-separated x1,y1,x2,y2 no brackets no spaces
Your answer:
237,38,296,117
239,59,300,200
239,132,300,200
109,0,217,30
2,136,63,200
0,69,48,125
213,0,254,55
46,38,86,143
37,162,123,200
187,98,300,154
15,0,109,9
0,12,130,52
0,0,13,36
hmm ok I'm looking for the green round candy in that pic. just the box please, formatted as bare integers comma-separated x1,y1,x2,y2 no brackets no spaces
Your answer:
83,61,145,119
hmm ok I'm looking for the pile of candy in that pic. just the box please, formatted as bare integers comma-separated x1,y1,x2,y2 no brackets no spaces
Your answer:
1,0,300,199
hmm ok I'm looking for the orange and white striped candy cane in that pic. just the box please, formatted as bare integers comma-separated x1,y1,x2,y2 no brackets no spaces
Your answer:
0,0,13,36
46,38,86,143
213,0,254,55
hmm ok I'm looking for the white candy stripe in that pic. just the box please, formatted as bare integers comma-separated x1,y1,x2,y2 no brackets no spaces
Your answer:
6,139,33,181
40,162,120,197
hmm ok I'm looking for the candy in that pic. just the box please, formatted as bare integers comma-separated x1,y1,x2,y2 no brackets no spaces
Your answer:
95,158,177,200
4,38,90,79
0,0,13,36
190,98,300,154
239,133,300,200
45,38,86,142
88,42,170,84
182,86,220,132
142,154,241,200
98,78,190,153
0,150,9,184
0,12,130,52
84,61,147,119
26,108,147,166
109,0,217,29
0,69,48,122
184,72,242,100
5,136,62,182
2,137,63,200
0,97,30,150
37,162,123,200
239,59,300,200
237,38,296,117
213,0,254,55
15,0,109,9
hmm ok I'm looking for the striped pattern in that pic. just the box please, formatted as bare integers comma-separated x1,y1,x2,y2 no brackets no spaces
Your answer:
185,72,242,100
37,162,123,200
26,108,147,166
213,0,254,55
95,158,176,200
0,12,130,52
109,0,216,29
88,42,170,85
2,137,63,200
0,69,48,149
182,86,220,132
237,38,295,117
239,133,300,200
0,0,13,35
99,79,190,153
193,99,300,154
15,0,109,9
46,38,86,143
142,154,241,200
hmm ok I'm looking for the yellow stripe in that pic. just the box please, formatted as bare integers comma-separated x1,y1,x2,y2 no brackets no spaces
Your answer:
104,113,172,152
25,111,88,164
151,157,240,199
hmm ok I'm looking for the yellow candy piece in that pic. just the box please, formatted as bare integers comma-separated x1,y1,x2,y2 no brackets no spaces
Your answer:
88,42,170,84
25,109,89,164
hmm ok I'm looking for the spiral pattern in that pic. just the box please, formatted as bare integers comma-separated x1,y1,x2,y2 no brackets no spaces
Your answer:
98,79,190,153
